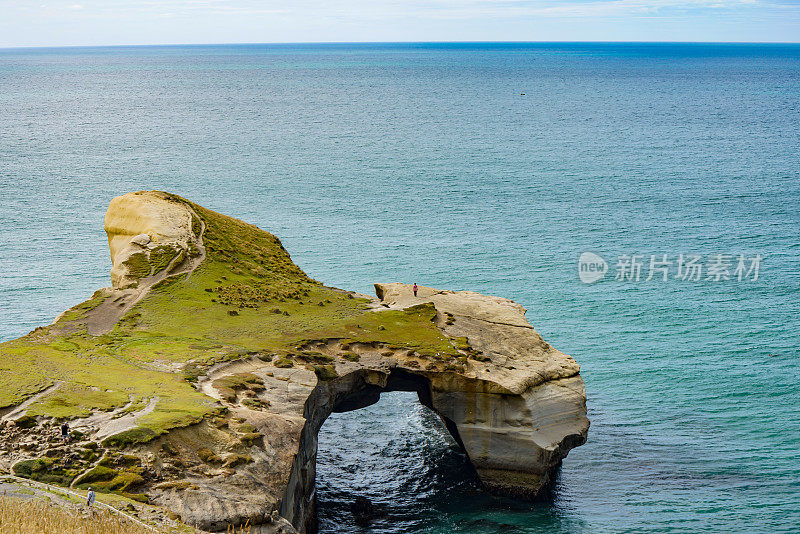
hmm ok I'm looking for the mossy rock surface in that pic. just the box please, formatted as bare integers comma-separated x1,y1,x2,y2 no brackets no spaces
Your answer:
311,364,339,381
197,447,223,464
342,352,360,362
239,432,263,446
122,252,151,279
74,465,117,485
102,427,159,448
148,244,179,273
75,466,145,494
274,357,294,368
13,457,79,486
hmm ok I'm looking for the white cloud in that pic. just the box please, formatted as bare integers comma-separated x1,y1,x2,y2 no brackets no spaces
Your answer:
27,0,774,20
0,0,797,46
393,0,767,19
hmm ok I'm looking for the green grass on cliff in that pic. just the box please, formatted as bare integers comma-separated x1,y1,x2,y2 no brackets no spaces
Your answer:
0,192,460,447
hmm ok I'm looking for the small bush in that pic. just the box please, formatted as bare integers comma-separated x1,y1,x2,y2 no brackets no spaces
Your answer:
211,416,229,428
182,362,204,383
107,472,145,493
160,442,178,456
13,458,54,478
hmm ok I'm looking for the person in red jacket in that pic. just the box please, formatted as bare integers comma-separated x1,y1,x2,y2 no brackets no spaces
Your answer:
413,283,418,297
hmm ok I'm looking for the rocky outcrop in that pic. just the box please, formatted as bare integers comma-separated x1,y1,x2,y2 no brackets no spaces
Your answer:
276,285,588,531
105,191,204,290
376,283,588,497
0,191,588,533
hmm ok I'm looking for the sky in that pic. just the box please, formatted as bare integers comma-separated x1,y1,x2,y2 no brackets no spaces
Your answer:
0,0,798,47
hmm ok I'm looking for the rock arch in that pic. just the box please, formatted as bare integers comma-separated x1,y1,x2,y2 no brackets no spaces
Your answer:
282,361,586,533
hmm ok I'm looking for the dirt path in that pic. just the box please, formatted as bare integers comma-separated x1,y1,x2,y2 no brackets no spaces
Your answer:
85,205,207,336
0,382,63,421
72,396,159,442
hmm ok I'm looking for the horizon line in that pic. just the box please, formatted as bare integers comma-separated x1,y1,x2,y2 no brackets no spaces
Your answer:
2,39,800,51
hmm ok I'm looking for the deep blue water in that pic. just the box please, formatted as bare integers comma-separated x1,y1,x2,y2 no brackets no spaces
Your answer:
0,42,798,533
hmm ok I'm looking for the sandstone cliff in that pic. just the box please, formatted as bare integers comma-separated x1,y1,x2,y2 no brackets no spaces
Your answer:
0,191,589,533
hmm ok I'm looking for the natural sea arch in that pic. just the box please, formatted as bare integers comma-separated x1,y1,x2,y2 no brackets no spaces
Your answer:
315,390,474,532
280,369,472,533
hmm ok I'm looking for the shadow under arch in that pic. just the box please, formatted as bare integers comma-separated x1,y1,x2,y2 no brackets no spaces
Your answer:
279,368,472,534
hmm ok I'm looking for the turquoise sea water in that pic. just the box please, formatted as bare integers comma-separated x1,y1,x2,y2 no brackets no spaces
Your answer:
0,43,798,533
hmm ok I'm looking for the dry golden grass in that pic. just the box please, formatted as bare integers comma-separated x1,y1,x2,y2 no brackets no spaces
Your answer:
0,496,156,534
0,496,261,534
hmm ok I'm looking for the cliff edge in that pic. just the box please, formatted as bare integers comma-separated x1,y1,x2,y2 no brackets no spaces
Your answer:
0,191,589,533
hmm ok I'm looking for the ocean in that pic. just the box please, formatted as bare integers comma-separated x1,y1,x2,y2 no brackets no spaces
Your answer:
0,42,798,533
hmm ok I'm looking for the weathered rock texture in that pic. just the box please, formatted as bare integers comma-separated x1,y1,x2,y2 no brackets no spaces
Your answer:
373,283,588,497
0,191,588,533
106,191,205,290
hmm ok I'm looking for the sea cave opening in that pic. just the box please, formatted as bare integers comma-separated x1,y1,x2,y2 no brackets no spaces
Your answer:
315,389,478,533
304,369,564,534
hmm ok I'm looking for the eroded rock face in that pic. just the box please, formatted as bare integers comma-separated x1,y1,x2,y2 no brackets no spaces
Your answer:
374,283,589,497
105,191,203,289
276,285,589,531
